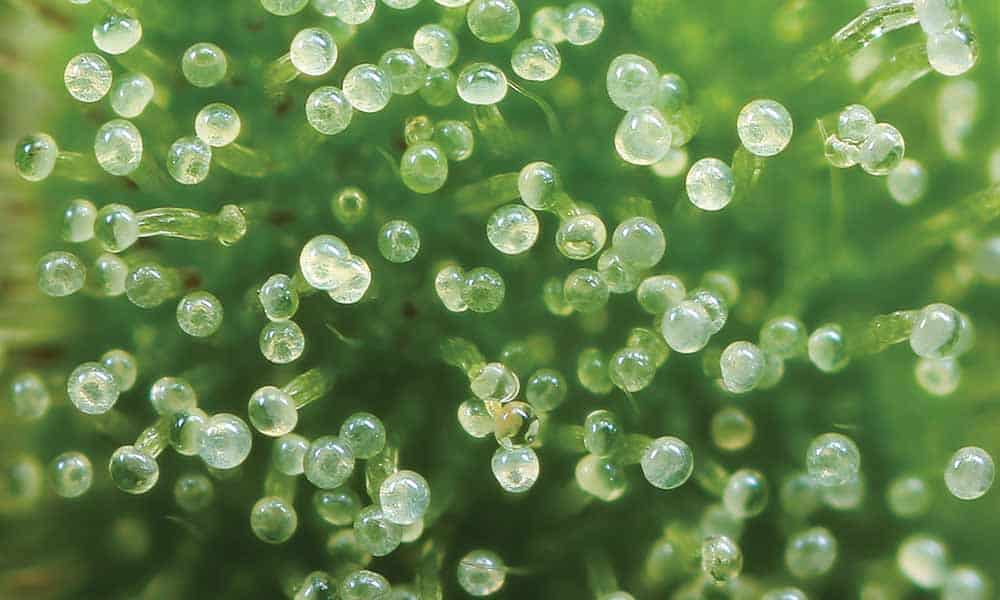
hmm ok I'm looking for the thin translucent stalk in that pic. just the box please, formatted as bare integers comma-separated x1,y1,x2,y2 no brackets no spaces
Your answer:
846,310,917,357
550,191,579,220
692,455,728,498
289,122,328,165
731,147,766,204
280,568,308,600
282,368,335,409
291,272,319,297
830,165,845,257
136,205,246,245
508,80,562,136
99,0,146,12
701,347,723,380
364,444,399,502
663,521,704,569
136,264,184,304
324,321,363,348
137,207,220,240
775,186,1000,314
453,172,520,214
233,201,270,227
415,539,445,600
55,151,101,182
264,467,298,501
584,552,619,598
501,334,556,375
441,337,485,373
863,42,932,109
540,480,594,520
180,364,227,398
129,157,172,192
89,409,139,442
422,468,456,527
134,416,170,458
134,103,177,142
214,143,273,178
880,184,1000,273
150,81,172,110
793,116,845,169
115,45,173,83
791,0,918,85
543,424,586,453
264,54,299,97
473,105,516,157
615,433,652,466
376,147,401,178
438,6,465,31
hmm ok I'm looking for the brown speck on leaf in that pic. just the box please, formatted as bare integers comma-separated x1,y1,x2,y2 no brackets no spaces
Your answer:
25,345,62,365
181,270,202,290
402,301,417,319
31,0,72,30
269,210,295,226
275,96,292,117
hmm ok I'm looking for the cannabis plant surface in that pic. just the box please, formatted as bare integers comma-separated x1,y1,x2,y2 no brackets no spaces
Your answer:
1,0,999,598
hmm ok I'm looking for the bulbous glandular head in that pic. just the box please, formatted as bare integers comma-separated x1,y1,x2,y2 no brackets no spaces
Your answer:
195,102,241,147
166,136,212,185
606,54,659,111
49,451,93,498
511,38,561,82
457,549,507,596
641,436,694,490
94,119,143,176
68,362,119,415
858,123,905,176
379,470,431,525
108,445,159,494
491,446,539,493
260,321,306,364
343,64,392,113
182,43,228,88
457,63,508,105
92,12,142,54
248,386,297,436
615,106,671,166
945,446,994,500
737,99,793,157
111,73,154,118
15,133,59,182
414,24,459,68
291,28,338,76
339,412,387,459
64,53,113,103
806,433,860,486
306,86,353,136
466,0,521,43
304,435,355,489
556,214,607,260
251,496,298,544
378,48,427,95
400,142,448,194
198,413,253,470
686,158,735,211
37,251,86,297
